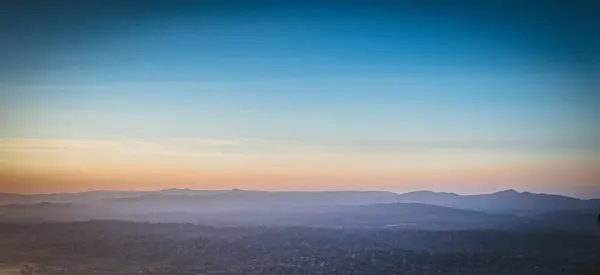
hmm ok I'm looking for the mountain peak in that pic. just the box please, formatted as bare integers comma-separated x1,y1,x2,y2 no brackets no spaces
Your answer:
402,190,458,196
494,189,520,195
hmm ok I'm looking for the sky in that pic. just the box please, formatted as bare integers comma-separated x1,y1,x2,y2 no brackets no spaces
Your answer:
1,1,599,197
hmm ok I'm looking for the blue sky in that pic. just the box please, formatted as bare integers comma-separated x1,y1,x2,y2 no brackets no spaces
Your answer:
0,1,598,195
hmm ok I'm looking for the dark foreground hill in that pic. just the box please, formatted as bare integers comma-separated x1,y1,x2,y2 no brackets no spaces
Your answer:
0,221,598,275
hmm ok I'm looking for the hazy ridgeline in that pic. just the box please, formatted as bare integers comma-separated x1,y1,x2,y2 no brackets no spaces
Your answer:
1,189,599,231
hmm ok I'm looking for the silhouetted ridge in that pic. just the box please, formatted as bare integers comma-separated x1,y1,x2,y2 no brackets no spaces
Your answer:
397,189,595,213
493,189,520,195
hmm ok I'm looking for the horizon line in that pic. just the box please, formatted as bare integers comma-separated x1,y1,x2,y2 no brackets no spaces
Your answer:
2,187,596,200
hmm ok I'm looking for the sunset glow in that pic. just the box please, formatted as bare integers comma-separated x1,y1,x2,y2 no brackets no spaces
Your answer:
1,2,598,197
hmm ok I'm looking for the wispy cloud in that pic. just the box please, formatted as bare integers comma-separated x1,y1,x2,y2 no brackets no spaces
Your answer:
1,137,596,156
0,139,158,153
307,138,600,153
0,138,300,157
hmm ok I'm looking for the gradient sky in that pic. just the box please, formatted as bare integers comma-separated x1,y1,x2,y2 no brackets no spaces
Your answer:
1,1,599,197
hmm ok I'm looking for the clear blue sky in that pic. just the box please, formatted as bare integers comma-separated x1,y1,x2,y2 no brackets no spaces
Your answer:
0,1,598,195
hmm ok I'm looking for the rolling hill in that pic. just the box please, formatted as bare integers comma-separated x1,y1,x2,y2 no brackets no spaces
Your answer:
397,189,599,214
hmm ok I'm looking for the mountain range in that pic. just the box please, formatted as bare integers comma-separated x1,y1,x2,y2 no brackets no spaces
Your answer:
2,188,598,212
396,189,600,214
1,189,598,231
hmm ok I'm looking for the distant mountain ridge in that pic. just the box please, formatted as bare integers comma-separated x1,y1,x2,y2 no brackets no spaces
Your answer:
1,188,598,213
1,189,598,231
397,189,600,213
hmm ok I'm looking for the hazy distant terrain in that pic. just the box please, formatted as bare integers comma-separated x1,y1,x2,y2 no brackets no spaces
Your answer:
0,189,598,231
397,189,600,214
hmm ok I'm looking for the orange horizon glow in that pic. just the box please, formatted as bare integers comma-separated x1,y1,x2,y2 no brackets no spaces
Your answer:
2,2,599,199
1,138,598,195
